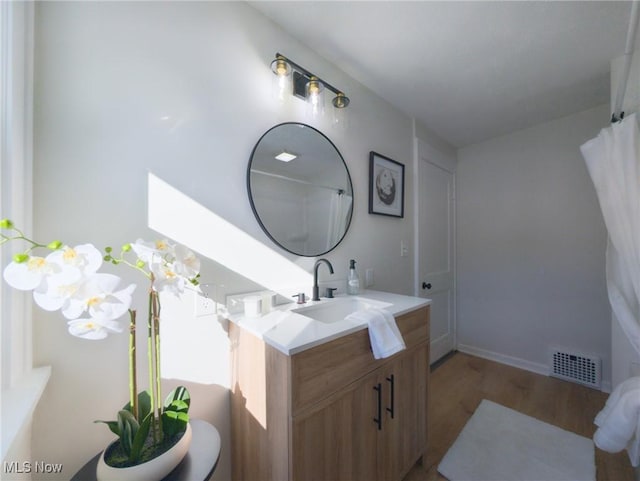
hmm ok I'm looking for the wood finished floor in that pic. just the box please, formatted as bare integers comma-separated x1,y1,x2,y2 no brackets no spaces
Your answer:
403,352,635,481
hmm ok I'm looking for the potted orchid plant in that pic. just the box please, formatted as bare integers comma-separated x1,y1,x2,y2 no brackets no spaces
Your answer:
1,218,201,478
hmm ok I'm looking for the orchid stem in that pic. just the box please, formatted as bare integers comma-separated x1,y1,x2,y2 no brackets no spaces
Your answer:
128,309,138,421
147,288,158,443
153,291,163,437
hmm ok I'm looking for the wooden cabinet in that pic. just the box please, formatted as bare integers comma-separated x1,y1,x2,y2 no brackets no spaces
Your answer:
230,305,430,481
291,343,429,481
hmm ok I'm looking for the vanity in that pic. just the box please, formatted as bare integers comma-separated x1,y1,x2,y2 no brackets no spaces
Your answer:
229,291,430,481
236,124,429,479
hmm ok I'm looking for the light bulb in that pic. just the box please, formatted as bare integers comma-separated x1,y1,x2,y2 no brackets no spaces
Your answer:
332,93,350,129
305,77,324,117
271,58,292,102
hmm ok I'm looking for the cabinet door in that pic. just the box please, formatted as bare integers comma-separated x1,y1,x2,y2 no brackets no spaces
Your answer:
378,343,429,480
292,344,429,481
292,368,381,481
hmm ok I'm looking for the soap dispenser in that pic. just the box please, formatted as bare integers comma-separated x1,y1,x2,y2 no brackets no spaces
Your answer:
347,259,360,295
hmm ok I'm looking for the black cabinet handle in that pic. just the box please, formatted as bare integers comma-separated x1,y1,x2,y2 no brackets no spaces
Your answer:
373,383,382,430
422,282,432,290
386,374,395,419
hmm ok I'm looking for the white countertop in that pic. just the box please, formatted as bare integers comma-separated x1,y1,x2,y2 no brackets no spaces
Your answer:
228,289,431,355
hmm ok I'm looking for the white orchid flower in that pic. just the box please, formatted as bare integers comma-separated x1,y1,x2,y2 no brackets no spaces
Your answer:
150,260,185,296
67,318,124,340
173,245,200,280
131,238,175,265
32,266,84,312
3,256,60,291
47,243,102,275
62,273,136,322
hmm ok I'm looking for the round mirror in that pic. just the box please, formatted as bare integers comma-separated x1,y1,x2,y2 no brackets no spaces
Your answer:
247,123,354,257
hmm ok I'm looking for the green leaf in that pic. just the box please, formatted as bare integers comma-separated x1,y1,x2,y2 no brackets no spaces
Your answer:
129,412,152,463
163,386,190,412
162,388,190,438
164,410,189,423
165,399,189,414
117,410,139,456
117,411,126,438
123,390,152,420
94,420,120,437
137,391,152,419
122,421,133,455
162,410,189,439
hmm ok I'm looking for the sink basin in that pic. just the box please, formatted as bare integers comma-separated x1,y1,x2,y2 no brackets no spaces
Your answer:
292,297,392,324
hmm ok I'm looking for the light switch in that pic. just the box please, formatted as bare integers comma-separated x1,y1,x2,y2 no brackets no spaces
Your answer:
365,268,374,287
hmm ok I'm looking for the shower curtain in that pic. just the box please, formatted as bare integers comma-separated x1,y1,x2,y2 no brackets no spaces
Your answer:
581,113,640,358
327,191,353,251
582,113,640,467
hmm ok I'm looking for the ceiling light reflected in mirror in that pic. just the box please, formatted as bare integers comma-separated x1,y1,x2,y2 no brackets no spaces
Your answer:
275,151,297,162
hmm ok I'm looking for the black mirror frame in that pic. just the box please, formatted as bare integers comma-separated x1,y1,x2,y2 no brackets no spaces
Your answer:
247,122,354,257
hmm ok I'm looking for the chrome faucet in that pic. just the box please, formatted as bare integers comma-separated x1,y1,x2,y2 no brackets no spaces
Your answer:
312,258,334,301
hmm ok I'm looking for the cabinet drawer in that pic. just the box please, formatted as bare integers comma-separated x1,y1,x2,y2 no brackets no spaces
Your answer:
291,305,429,415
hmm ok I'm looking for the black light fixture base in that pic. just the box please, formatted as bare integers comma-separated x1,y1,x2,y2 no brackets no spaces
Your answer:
293,71,308,100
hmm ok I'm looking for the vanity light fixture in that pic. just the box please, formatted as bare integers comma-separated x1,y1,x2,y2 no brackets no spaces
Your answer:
271,53,350,122
275,151,297,162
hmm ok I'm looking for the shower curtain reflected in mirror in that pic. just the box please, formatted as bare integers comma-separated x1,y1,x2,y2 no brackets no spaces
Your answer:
581,113,640,357
327,190,353,251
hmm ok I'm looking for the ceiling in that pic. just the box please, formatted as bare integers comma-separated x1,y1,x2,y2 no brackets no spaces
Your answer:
250,1,638,147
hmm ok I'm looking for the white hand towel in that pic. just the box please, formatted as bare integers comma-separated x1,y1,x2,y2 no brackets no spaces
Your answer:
593,375,640,467
345,307,406,359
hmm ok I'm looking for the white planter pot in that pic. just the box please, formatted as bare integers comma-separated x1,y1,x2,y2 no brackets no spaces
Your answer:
96,422,192,481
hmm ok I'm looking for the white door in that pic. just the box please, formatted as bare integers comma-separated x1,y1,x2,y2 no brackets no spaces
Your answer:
417,140,456,364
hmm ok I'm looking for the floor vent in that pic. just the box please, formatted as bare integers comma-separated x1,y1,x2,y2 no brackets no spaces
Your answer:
549,349,601,389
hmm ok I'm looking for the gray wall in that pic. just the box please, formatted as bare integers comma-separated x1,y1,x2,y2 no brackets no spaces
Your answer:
457,104,611,388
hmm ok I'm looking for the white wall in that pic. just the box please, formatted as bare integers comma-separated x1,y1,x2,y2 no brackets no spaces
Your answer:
457,104,612,389
26,2,418,479
612,51,640,120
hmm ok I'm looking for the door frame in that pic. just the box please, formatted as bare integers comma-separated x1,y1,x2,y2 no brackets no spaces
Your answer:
413,137,457,358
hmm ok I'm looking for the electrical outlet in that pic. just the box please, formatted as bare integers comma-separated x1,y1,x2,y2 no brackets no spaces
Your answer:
194,293,216,317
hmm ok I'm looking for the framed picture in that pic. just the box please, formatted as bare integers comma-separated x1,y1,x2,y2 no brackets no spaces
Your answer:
369,151,404,218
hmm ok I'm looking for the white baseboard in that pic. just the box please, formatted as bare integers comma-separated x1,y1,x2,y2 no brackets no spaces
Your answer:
457,343,549,376
456,343,612,393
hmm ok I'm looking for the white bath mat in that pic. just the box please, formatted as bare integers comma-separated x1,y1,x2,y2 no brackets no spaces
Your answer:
438,399,595,481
